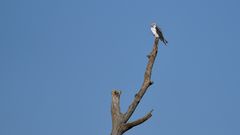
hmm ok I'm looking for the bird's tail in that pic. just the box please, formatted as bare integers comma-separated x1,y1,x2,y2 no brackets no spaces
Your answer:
163,40,168,46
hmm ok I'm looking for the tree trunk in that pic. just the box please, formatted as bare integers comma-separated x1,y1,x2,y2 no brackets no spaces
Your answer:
110,37,160,135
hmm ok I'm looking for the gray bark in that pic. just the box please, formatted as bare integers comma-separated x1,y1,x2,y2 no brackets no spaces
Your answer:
111,37,160,135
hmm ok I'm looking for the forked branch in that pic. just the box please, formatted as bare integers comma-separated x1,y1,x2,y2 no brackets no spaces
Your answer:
111,37,160,135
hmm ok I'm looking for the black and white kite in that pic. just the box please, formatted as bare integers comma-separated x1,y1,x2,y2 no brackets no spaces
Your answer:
151,23,168,45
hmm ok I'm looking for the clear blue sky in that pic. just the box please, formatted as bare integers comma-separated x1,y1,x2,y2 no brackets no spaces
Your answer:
1,0,240,135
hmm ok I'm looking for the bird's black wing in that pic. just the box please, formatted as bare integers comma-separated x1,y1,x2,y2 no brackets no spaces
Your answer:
156,26,168,45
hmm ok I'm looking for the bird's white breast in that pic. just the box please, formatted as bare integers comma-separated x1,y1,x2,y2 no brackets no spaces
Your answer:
151,27,159,37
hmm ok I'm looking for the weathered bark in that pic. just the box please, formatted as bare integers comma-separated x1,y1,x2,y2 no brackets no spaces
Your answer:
111,37,160,135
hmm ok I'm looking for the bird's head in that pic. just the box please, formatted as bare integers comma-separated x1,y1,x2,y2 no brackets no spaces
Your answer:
151,22,157,27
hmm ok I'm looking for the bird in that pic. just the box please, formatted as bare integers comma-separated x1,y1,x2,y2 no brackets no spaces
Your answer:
151,23,168,45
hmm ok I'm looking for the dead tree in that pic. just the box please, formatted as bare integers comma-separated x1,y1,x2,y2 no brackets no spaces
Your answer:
111,37,160,135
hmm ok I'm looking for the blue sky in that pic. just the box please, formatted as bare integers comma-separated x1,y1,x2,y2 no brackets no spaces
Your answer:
1,0,240,135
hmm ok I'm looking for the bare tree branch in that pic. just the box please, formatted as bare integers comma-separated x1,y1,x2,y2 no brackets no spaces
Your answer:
111,90,122,116
122,110,153,133
111,37,160,135
111,90,124,135
123,38,159,122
